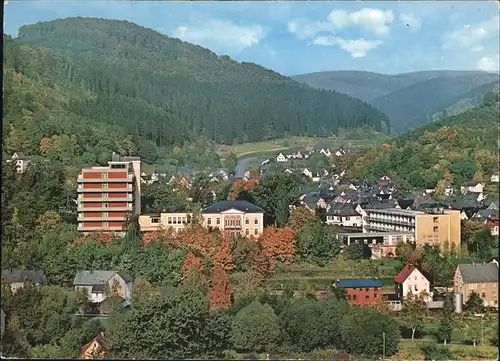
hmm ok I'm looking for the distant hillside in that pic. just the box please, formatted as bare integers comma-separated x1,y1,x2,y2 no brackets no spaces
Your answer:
371,74,499,133
292,70,498,133
7,17,389,151
291,71,414,102
348,89,500,190
432,81,500,119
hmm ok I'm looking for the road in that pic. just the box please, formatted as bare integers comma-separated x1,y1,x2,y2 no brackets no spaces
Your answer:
235,156,262,178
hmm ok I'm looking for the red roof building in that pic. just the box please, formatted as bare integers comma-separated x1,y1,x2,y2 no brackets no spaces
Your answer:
394,264,431,302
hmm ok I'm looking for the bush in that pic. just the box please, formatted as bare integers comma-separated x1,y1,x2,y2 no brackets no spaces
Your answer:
421,343,452,360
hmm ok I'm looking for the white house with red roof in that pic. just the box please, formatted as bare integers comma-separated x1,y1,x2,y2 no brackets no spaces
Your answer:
394,264,432,302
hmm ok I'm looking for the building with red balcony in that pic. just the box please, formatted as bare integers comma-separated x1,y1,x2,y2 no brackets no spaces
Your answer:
77,153,141,234
334,279,382,306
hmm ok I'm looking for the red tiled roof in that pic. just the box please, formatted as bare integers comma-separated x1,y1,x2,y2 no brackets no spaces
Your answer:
394,264,415,284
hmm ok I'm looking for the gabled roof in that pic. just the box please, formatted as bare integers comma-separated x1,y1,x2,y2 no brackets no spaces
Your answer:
201,200,264,214
457,263,498,283
79,334,107,358
394,265,426,284
1,269,46,284
336,279,382,288
73,271,133,286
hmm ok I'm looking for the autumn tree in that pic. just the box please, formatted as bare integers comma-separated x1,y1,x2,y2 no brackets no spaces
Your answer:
228,179,258,201
286,207,320,233
209,267,232,309
182,251,205,277
35,211,62,233
214,234,234,272
259,226,296,270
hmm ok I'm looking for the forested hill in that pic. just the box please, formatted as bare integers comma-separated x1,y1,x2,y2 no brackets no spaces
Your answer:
346,89,500,191
8,18,389,147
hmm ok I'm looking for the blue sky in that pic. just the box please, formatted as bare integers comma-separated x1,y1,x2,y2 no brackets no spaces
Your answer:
4,1,500,76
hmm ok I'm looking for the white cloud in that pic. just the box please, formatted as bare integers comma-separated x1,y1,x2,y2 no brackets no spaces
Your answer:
287,7,394,40
327,8,394,36
312,36,382,58
399,13,422,31
477,55,500,72
441,15,500,51
172,19,266,54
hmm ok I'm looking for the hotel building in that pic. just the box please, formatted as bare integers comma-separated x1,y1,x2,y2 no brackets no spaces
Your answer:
77,153,141,234
139,200,265,238
362,207,461,251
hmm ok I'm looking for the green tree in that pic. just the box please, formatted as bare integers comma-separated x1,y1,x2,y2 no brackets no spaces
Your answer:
343,243,365,261
107,284,229,359
295,223,340,265
340,307,401,357
231,300,280,353
465,291,484,314
400,291,429,342
436,321,453,344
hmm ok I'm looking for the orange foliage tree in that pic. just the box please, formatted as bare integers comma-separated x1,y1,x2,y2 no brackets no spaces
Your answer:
246,243,271,283
259,226,296,271
39,137,54,153
209,267,232,309
182,251,205,275
214,233,234,272
228,179,258,200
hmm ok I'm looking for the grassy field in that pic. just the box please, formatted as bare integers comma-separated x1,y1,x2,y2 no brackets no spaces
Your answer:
216,134,389,158
264,258,402,291
217,136,319,158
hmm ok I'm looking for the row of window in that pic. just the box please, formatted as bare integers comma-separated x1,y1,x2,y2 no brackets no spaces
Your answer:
79,203,132,208
348,294,378,301
350,287,380,292
166,216,192,225
79,183,132,189
468,283,497,289
80,193,130,199
206,217,259,226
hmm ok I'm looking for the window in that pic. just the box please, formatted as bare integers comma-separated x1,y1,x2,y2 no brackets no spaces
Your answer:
151,217,160,224
433,226,439,232
102,193,108,198
102,222,109,228
353,295,357,301
103,183,108,189
182,217,187,224
245,218,249,225
177,217,181,224
365,288,369,292
246,229,249,235
346,217,350,221
347,295,352,300
482,283,487,288
254,218,258,225
374,293,378,299
102,212,108,217
481,292,486,298
207,218,212,225
102,203,108,208
414,285,418,291
353,223,357,227
167,217,172,224
469,284,477,289
217,218,221,225
254,228,258,235
433,217,439,222
102,173,108,179
365,295,369,299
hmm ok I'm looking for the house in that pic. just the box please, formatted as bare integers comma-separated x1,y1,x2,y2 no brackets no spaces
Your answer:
460,182,484,195
1,308,5,336
139,200,265,238
453,262,499,308
302,168,313,179
394,265,432,302
73,270,133,304
378,176,391,187
325,203,362,228
6,152,31,173
276,153,287,162
334,279,382,306
490,174,499,183
1,269,46,293
79,333,106,359
320,148,332,157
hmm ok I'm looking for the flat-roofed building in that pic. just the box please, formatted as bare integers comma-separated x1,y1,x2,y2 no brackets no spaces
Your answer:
139,200,265,238
77,153,141,234
363,207,461,251
336,231,414,258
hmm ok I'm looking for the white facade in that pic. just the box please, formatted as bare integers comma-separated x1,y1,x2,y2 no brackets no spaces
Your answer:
400,268,432,302
276,153,287,162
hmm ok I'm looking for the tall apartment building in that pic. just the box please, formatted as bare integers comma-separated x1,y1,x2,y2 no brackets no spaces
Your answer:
362,207,461,251
139,200,265,238
77,153,141,234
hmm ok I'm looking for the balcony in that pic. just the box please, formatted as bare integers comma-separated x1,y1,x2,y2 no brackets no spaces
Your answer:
77,206,132,211
365,215,415,226
78,173,134,182
78,225,124,231
78,195,133,202
77,186,132,193
78,215,127,221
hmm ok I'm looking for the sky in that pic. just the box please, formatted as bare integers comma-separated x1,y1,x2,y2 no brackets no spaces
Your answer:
4,1,500,76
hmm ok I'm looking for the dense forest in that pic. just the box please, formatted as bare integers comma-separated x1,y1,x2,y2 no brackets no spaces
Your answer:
344,89,500,192
3,17,389,155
